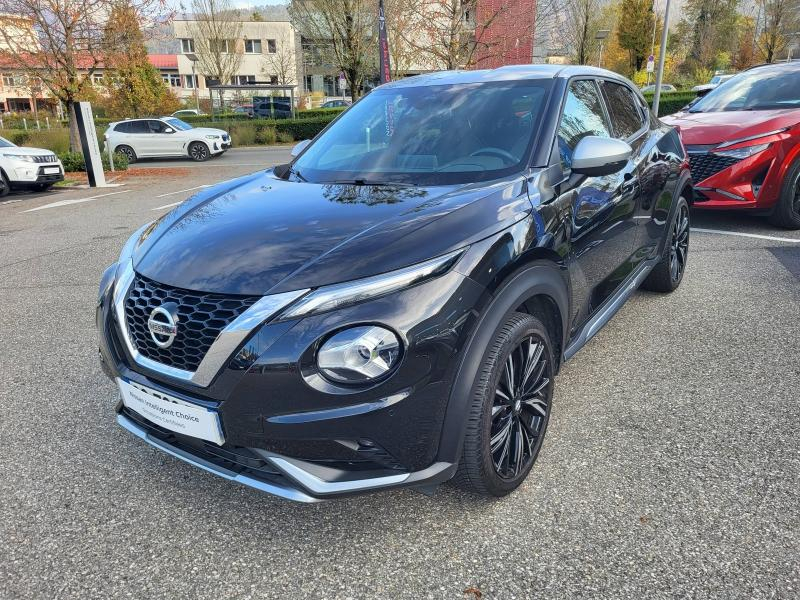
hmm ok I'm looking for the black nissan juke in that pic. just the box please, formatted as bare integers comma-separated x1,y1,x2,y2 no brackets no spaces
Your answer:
97,66,692,502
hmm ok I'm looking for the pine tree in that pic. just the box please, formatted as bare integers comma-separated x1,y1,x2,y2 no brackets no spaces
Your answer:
617,0,655,72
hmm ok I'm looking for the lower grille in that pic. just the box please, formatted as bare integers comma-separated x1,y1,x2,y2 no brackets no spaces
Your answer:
124,274,260,372
687,150,741,183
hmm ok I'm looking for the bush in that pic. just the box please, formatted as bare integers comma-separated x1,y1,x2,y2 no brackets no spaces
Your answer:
59,150,128,173
274,117,333,141
254,126,277,145
228,123,257,146
9,130,31,145
296,107,346,119
642,91,697,116
276,130,294,143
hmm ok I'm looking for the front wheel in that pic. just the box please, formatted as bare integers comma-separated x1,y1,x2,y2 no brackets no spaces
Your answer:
641,196,689,293
0,172,9,198
188,142,210,162
768,158,800,229
453,312,554,497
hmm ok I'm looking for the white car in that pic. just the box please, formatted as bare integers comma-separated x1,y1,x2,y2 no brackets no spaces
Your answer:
692,74,735,93
0,135,64,197
105,117,230,162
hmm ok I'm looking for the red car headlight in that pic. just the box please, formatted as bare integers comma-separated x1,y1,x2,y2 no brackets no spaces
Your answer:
713,143,771,160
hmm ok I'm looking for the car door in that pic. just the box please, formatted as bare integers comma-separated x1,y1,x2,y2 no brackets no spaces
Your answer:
143,120,181,156
600,81,674,260
554,79,640,326
124,120,151,156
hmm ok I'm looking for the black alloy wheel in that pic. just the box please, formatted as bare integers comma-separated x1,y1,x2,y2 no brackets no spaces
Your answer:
641,196,690,293
670,202,690,283
189,142,210,162
454,312,554,497
490,334,551,480
116,145,136,164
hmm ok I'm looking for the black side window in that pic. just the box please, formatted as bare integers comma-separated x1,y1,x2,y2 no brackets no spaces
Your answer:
557,80,611,169
601,82,645,139
129,120,149,134
147,120,168,133
114,122,131,133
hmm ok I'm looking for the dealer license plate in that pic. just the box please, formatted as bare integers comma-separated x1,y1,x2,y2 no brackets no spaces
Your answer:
118,378,224,445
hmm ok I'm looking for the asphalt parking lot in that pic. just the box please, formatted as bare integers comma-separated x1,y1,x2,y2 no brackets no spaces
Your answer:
1,147,798,599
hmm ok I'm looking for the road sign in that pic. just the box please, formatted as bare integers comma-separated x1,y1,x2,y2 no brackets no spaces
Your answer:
646,55,655,73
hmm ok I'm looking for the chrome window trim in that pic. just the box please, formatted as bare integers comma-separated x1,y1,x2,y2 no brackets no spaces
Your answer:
112,260,308,387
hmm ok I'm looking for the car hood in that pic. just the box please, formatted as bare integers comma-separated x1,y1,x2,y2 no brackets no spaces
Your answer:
662,109,800,146
0,146,57,157
188,127,228,136
132,170,531,295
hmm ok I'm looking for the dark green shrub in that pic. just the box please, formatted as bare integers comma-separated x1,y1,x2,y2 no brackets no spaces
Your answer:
296,107,346,119
254,126,277,145
59,150,129,172
10,130,31,145
274,117,333,141
642,91,697,116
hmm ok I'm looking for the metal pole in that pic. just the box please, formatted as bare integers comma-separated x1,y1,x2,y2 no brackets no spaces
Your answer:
107,138,115,173
647,0,660,86
652,0,671,117
598,43,603,67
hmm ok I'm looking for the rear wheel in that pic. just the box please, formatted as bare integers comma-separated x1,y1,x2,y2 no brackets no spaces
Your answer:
453,312,554,497
188,142,210,162
0,172,9,198
641,196,689,293
768,158,800,230
116,145,137,164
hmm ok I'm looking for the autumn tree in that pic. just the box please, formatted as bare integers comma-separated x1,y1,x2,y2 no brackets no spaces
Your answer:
102,1,181,118
618,0,655,71
756,0,800,63
184,0,244,107
290,0,376,101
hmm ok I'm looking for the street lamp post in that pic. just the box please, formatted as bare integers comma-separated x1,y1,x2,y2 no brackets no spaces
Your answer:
596,29,610,68
186,52,200,112
652,0,672,117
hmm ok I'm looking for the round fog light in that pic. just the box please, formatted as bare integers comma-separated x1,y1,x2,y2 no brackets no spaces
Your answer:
317,326,401,384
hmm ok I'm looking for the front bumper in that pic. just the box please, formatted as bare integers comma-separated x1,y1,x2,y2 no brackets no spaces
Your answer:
97,264,489,501
6,162,64,185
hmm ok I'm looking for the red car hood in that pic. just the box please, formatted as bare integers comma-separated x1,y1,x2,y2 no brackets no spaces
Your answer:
662,109,800,146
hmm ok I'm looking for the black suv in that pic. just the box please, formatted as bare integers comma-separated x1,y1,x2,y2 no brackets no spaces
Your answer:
97,66,691,502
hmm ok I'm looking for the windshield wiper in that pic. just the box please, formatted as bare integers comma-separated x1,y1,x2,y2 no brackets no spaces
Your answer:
290,167,308,182
329,179,418,187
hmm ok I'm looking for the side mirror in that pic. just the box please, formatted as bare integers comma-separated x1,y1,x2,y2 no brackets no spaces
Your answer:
164,127,175,134
571,136,632,176
290,139,311,158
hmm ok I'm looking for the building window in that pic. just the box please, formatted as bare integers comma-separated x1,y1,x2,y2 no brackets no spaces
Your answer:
210,39,231,54
232,75,256,85
2,73,25,87
244,39,261,54
267,39,277,53
162,73,181,87
184,74,199,89
92,73,104,84
269,75,278,84
180,38,195,53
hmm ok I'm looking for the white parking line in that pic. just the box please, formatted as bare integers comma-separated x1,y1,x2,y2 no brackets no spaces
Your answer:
690,227,800,244
155,185,211,198
22,190,132,213
152,200,185,211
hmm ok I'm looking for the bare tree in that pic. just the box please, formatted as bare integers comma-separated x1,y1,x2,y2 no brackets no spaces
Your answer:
290,0,376,101
262,31,297,85
756,0,800,62
561,0,604,65
184,0,244,107
383,0,421,77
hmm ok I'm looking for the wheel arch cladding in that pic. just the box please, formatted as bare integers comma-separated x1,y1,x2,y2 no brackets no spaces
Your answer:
435,261,569,466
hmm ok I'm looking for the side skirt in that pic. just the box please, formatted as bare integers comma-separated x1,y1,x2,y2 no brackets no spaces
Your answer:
563,257,658,361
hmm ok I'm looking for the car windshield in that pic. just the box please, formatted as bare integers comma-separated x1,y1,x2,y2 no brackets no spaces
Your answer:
0,136,15,148
164,117,193,131
689,66,800,112
292,80,552,185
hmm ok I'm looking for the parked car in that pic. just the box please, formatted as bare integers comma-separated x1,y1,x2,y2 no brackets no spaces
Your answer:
692,74,735,95
663,61,800,228
320,99,352,108
105,117,230,162
232,104,254,118
98,65,692,502
640,83,676,93
0,135,63,197
171,109,206,118
252,98,292,119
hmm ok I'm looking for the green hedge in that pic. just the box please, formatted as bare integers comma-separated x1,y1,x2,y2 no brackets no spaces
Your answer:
58,151,129,173
296,107,346,119
642,91,697,116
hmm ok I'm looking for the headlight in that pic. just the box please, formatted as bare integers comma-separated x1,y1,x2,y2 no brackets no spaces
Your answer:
317,326,401,384
279,249,463,320
2,153,35,162
205,135,221,140
713,143,770,160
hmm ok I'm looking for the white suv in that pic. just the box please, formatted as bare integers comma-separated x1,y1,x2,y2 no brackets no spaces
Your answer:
105,117,230,162
0,135,64,197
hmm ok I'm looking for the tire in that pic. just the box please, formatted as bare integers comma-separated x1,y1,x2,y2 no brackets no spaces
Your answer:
768,158,800,229
453,311,555,497
641,196,689,293
116,145,137,164
0,171,9,198
188,141,210,162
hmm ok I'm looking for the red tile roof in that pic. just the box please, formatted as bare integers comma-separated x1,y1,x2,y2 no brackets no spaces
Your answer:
148,54,178,69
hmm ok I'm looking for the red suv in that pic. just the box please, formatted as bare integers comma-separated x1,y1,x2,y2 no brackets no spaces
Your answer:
663,62,800,228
